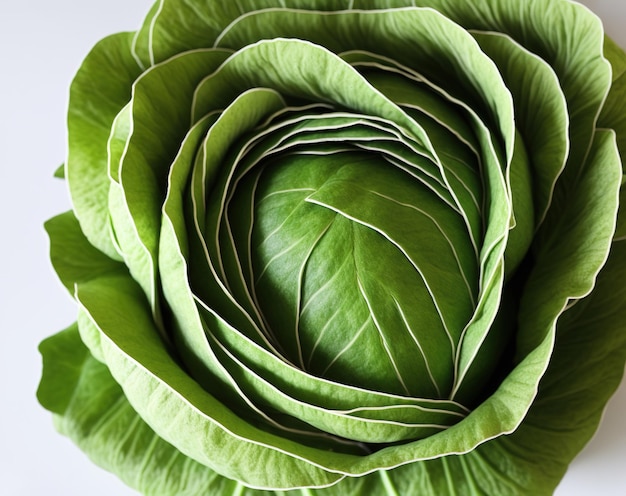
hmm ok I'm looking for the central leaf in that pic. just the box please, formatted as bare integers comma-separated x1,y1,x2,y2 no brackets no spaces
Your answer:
249,150,477,397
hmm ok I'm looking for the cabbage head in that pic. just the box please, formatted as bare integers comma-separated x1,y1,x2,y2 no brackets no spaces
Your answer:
38,0,626,494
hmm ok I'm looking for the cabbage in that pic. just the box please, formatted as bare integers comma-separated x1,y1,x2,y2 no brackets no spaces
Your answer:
37,1,626,494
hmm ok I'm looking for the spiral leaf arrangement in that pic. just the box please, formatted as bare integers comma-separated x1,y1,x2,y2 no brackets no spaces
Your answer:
38,1,626,494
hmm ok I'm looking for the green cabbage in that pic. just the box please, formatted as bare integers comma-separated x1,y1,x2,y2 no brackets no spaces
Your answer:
37,1,626,494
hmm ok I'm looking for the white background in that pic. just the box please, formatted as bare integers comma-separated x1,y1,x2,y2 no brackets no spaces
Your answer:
1,1,624,494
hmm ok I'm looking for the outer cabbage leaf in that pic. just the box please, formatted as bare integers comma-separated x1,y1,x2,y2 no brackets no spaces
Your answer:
38,0,626,495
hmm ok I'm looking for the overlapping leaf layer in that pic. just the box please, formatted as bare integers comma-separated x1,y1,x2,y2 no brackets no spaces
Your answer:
38,1,626,494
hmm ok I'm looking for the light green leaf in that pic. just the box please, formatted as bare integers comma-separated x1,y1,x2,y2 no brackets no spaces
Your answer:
600,36,626,159
67,32,142,261
394,0,611,177
37,323,91,415
599,35,626,241
74,272,349,489
37,324,245,495
53,164,65,179
516,129,621,358
214,7,514,163
109,48,232,314
45,211,127,293
471,30,567,230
